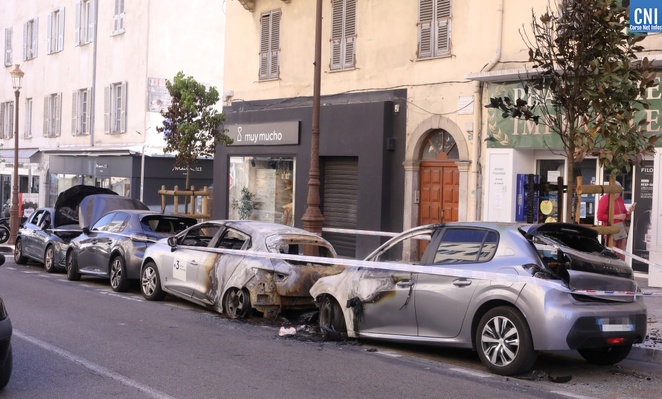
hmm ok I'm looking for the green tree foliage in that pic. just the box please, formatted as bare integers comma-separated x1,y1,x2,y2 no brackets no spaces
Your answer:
486,0,657,222
157,71,231,190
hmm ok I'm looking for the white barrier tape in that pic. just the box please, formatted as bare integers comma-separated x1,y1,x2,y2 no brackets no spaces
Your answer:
609,246,662,272
176,244,662,298
322,227,399,238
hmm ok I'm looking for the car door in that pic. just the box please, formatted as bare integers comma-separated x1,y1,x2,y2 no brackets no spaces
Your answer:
77,212,123,275
164,222,222,301
414,227,496,338
20,210,44,259
31,209,54,262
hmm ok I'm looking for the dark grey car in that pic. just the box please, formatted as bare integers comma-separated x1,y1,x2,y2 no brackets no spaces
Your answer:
66,211,197,292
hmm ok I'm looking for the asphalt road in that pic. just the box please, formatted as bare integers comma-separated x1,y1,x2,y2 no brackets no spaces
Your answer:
1,259,661,399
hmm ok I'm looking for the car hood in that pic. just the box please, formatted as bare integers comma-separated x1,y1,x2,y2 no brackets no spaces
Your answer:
78,194,150,228
54,185,118,228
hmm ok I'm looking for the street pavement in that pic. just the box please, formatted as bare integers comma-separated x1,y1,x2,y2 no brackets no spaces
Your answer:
1,244,661,365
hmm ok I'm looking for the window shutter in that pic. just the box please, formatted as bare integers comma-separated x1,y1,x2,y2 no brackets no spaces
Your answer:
85,88,91,134
330,1,343,69
23,22,28,60
55,93,62,137
104,86,110,134
46,15,52,55
0,105,4,139
259,13,270,79
75,1,81,45
8,103,13,139
4,28,12,66
89,0,96,42
436,0,451,54
344,0,356,69
72,90,78,135
269,11,280,78
120,81,128,133
33,18,38,58
58,8,65,51
418,0,433,58
43,96,50,137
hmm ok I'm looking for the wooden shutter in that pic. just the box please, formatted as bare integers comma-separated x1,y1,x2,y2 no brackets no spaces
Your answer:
32,18,38,58
4,28,12,66
104,86,110,134
269,11,280,78
322,157,359,258
46,14,52,54
23,22,27,60
259,13,270,79
343,0,356,69
84,88,91,134
8,103,13,139
120,81,128,133
72,90,78,135
0,104,4,138
88,0,96,42
330,0,343,69
418,0,433,58
75,1,81,45
55,93,62,137
436,0,451,54
58,8,65,51
43,96,49,137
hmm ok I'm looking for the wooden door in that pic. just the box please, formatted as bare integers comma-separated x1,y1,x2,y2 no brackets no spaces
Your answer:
418,161,459,255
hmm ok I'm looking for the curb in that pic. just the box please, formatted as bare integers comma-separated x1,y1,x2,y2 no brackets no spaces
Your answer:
630,345,662,364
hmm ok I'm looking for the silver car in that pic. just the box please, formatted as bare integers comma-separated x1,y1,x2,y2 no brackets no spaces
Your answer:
139,220,344,318
66,210,197,292
310,222,647,376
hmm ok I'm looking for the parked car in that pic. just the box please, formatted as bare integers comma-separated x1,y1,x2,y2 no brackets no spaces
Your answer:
139,220,344,318
13,185,137,272
0,253,12,389
66,210,197,292
310,222,647,376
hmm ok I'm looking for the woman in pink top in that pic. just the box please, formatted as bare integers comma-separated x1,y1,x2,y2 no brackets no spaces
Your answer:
597,182,633,259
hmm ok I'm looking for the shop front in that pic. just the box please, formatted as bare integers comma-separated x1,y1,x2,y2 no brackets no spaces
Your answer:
214,90,407,258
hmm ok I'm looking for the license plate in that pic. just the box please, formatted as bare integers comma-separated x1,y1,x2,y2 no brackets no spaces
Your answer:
597,317,635,332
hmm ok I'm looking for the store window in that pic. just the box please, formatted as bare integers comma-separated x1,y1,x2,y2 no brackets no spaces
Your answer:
49,174,131,206
228,156,294,225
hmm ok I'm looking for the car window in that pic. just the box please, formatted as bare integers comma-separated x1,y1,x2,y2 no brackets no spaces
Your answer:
107,213,130,233
368,231,433,263
142,216,196,234
29,209,44,225
180,224,222,247
215,228,250,250
91,213,116,232
433,228,498,264
39,211,52,229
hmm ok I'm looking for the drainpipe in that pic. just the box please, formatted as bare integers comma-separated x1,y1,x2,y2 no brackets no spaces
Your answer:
89,0,99,146
471,0,503,221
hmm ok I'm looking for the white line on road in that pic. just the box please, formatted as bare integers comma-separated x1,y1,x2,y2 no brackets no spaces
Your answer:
13,329,177,399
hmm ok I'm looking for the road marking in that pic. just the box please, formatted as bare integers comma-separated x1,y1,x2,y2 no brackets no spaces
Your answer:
373,350,402,358
449,367,492,378
549,391,597,399
13,330,176,399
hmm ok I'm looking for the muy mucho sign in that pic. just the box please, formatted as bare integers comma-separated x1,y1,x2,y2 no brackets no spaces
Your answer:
227,121,300,146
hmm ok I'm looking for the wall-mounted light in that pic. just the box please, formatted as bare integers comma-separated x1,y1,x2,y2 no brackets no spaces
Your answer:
394,104,400,114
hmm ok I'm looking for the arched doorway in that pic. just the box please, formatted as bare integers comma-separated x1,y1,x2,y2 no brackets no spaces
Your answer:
419,129,459,226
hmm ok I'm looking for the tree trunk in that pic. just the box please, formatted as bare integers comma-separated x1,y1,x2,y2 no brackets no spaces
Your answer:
184,165,191,213
565,156,575,223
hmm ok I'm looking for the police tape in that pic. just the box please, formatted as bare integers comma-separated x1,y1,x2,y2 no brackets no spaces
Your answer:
190,245,662,298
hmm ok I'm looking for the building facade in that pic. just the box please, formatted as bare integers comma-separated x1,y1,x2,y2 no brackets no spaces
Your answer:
1,0,224,212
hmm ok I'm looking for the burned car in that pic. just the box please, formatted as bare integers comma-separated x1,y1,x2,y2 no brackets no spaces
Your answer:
310,222,647,376
140,220,344,318
14,185,119,272
66,210,196,292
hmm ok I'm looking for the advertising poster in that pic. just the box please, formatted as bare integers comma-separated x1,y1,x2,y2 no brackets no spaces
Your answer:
19,193,39,219
632,160,654,272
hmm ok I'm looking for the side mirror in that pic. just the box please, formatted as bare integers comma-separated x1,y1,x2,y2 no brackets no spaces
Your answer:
167,236,178,251
82,227,90,235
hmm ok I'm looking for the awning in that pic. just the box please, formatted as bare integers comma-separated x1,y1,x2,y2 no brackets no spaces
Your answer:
0,149,40,164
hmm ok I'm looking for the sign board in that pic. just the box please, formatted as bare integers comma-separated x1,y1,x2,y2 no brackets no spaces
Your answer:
630,0,662,33
227,121,300,146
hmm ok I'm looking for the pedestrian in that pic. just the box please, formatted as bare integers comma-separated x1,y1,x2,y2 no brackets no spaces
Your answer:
597,181,635,260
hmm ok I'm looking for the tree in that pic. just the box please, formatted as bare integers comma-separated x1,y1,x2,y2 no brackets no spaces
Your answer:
157,72,231,210
486,0,657,222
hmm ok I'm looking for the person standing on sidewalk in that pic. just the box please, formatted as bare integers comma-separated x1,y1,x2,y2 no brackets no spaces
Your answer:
597,181,634,260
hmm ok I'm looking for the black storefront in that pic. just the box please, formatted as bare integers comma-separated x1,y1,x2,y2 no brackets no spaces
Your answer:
214,90,407,258
47,153,214,212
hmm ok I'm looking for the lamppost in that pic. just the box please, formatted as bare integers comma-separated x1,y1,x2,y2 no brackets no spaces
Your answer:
9,64,24,246
301,0,325,235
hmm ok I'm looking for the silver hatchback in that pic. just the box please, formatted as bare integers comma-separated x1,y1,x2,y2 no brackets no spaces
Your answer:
310,222,647,376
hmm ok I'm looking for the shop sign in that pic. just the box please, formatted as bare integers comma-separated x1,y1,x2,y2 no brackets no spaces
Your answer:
630,1,662,33
227,121,299,146
486,73,662,149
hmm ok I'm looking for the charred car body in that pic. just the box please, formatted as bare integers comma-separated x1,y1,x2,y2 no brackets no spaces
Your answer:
14,185,120,272
140,220,344,318
310,222,647,376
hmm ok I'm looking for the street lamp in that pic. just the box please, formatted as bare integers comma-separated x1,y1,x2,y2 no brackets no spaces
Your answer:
9,64,24,246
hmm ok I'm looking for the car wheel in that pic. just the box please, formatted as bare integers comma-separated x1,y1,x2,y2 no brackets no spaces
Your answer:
318,295,347,340
44,245,57,273
476,306,537,376
109,256,129,292
578,345,632,366
141,261,166,301
13,239,28,265
0,226,9,244
66,251,81,281
223,287,251,319
0,344,12,390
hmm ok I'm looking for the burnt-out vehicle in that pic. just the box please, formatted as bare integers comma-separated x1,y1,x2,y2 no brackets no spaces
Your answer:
310,222,647,376
140,220,344,318
14,185,122,272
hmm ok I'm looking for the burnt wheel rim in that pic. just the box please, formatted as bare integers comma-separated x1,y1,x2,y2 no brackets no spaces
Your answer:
45,247,54,269
141,266,157,296
110,258,123,289
14,241,21,258
225,289,248,318
480,315,520,367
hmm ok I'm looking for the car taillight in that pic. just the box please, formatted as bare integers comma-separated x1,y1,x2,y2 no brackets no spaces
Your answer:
606,337,626,345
